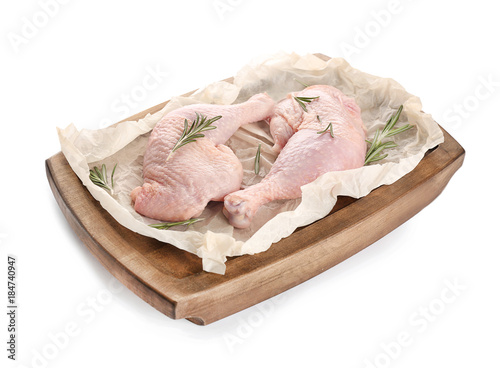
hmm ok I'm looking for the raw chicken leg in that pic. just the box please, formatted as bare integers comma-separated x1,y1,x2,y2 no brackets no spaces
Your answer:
223,85,367,228
131,93,275,222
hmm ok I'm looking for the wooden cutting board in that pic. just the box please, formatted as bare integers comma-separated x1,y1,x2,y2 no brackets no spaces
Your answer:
45,54,465,325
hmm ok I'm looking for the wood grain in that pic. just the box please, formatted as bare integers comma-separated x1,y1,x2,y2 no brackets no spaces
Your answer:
46,55,465,325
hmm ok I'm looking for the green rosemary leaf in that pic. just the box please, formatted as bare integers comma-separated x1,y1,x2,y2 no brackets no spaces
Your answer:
149,218,204,230
386,124,413,137
254,144,262,175
111,163,117,189
368,153,389,163
92,166,102,182
294,78,310,88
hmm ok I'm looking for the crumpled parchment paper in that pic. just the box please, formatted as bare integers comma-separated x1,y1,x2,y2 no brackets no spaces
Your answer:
57,52,444,274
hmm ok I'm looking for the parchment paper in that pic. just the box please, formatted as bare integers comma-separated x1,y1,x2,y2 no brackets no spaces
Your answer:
57,52,444,274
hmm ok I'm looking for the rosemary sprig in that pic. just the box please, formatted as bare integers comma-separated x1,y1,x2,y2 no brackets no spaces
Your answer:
166,113,222,161
254,144,261,174
316,115,335,138
89,164,117,194
364,105,413,165
149,218,204,230
294,96,319,112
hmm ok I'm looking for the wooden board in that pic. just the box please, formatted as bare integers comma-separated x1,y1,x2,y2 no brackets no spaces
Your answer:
45,55,465,325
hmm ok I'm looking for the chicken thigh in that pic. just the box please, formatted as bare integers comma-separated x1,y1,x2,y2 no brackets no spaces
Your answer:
131,93,275,222
223,85,367,228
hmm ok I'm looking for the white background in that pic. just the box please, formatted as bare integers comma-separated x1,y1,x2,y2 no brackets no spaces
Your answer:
1,0,498,367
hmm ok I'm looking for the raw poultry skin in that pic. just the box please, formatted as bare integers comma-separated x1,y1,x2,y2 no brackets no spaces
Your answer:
131,93,275,222
223,85,367,228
